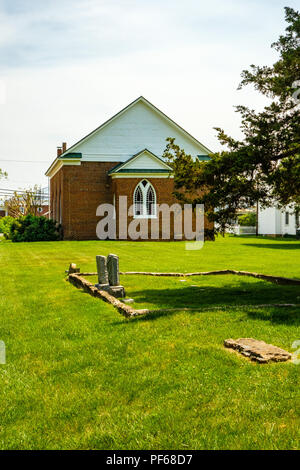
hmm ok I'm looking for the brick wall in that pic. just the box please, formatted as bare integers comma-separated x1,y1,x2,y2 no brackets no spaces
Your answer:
113,177,213,240
50,162,213,240
57,162,117,240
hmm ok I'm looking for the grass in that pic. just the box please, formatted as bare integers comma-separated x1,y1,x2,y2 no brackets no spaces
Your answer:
0,235,299,450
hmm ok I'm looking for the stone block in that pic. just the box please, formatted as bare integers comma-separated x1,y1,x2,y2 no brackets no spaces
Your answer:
68,263,80,274
95,283,125,298
122,298,134,304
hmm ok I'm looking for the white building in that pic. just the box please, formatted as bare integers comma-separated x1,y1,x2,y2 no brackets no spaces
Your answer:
258,204,299,236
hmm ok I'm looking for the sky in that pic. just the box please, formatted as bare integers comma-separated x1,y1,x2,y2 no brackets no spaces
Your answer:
0,0,298,192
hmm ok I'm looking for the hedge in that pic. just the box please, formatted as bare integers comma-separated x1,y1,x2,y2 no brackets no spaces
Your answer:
9,215,62,242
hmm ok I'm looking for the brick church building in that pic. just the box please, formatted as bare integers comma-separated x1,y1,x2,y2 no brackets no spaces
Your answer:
46,96,213,240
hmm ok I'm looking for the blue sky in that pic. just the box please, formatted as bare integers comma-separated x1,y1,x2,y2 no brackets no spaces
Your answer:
0,0,298,190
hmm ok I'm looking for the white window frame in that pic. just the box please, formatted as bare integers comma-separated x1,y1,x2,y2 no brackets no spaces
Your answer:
133,180,157,219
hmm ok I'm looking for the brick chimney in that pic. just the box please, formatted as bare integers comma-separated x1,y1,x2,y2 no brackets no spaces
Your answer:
57,147,62,157
62,142,67,153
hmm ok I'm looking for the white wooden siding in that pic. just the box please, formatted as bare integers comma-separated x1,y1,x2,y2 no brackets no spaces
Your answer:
258,204,297,235
74,100,207,162
123,152,169,170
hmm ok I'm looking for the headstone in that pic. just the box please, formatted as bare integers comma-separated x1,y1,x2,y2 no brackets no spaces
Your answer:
95,254,125,298
96,255,108,285
107,254,120,286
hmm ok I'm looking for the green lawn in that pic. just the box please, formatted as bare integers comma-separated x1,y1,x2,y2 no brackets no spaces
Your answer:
0,235,299,450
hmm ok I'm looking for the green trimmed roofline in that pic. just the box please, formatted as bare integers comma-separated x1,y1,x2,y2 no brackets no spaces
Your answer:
108,148,173,175
112,169,171,174
59,152,82,159
197,155,211,161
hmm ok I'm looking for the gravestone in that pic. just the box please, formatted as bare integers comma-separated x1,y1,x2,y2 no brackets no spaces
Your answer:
96,255,109,285
107,254,120,286
95,254,125,298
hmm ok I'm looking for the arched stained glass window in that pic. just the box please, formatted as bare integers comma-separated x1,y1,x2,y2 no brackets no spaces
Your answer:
133,180,156,217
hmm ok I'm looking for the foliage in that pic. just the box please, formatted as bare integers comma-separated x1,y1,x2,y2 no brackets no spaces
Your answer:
0,216,14,239
9,214,61,242
238,213,256,227
4,185,46,218
163,7,300,233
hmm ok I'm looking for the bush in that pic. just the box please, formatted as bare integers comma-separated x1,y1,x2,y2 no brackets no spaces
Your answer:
238,213,256,227
10,215,62,242
0,216,15,239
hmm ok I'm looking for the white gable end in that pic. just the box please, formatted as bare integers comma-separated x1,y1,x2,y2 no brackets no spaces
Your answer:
69,98,210,163
123,151,171,171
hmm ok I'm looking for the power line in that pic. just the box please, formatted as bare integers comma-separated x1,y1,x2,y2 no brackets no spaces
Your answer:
0,189,29,193
0,159,50,163
0,187,49,199
3,179,48,184
0,194,49,198
0,187,48,193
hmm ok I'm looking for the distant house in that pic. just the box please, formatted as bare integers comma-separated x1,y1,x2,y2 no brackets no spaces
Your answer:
15,205,50,217
4,204,49,218
36,205,49,217
258,204,299,236
45,96,213,240
0,205,7,218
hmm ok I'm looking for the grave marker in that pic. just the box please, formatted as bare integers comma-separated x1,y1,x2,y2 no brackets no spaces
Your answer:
96,255,108,285
107,254,120,286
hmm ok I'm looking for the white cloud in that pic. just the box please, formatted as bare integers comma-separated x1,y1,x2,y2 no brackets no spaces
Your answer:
0,0,298,190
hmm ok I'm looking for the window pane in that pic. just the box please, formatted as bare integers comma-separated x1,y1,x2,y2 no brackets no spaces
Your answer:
134,186,143,216
134,181,156,217
285,212,289,225
146,186,155,215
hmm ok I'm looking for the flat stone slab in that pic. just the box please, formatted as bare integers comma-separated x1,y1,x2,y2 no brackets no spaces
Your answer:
122,298,134,304
224,338,291,363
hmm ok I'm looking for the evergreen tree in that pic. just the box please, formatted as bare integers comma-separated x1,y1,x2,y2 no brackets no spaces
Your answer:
163,7,300,233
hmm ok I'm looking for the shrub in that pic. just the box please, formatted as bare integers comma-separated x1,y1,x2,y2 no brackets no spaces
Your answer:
238,213,256,227
10,215,62,242
0,216,15,239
